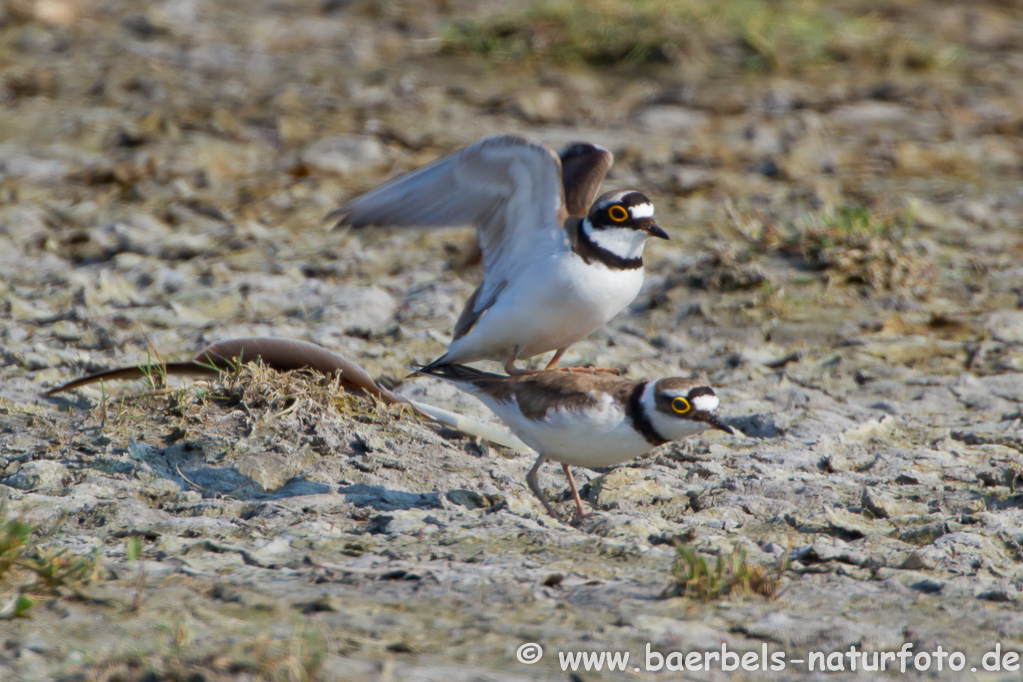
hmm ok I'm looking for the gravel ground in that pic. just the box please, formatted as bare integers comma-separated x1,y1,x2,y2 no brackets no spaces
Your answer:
2,1,1023,680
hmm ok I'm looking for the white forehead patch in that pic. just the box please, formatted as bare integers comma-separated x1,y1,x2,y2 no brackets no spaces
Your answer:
629,203,654,219
691,393,719,412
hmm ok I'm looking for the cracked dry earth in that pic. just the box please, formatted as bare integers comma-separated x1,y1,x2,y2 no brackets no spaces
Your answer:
2,0,1023,680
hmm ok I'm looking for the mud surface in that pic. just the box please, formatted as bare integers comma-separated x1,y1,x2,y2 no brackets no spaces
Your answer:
2,1,1023,679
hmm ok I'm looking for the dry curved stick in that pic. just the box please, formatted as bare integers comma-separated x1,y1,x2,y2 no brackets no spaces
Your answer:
42,337,406,403
42,337,529,451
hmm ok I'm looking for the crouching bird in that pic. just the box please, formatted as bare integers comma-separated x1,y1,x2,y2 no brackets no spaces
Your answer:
414,364,734,524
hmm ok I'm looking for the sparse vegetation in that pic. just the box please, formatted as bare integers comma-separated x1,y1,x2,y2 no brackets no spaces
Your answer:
126,535,146,612
0,504,98,618
442,0,959,73
245,625,327,682
210,360,404,426
137,348,169,391
77,624,327,682
1,0,1019,674
662,544,787,600
732,203,933,293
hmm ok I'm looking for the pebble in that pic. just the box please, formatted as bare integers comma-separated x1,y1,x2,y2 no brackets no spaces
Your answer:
985,310,1023,344
2,461,70,493
635,105,709,133
301,135,390,176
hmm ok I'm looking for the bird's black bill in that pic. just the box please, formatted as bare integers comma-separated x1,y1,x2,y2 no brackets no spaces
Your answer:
697,411,734,435
644,223,669,240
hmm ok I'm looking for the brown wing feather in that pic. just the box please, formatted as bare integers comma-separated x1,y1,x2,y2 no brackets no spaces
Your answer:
413,364,640,421
559,142,614,217
506,371,638,420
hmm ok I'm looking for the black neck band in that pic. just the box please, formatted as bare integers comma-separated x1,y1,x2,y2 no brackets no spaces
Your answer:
628,382,668,446
575,222,643,270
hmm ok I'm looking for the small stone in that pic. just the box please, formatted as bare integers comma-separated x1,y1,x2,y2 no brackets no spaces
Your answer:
588,468,675,509
754,158,780,178
301,135,388,176
726,413,779,438
831,102,914,127
976,586,1019,603
445,489,489,509
512,88,564,123
542,573,564,587
299,594,342,613
826,506,892,537
910,577,946,594
898,521,949,546
29,0,79,27
861,487,892,519
235,445,318,493
668,166,714,193
635,105,709,133
985,311,1023,344
900,551,936,570
0,149,69,183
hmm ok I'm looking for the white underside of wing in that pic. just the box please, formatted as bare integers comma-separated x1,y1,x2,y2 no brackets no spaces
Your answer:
468,142,571,307
338,137,569,275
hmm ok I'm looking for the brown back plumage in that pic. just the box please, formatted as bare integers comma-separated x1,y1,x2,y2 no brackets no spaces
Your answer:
505,371,638,420
415,364,639,420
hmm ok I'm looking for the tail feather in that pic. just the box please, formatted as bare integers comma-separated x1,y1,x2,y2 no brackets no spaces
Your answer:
414,353,451,376
412,362,504,386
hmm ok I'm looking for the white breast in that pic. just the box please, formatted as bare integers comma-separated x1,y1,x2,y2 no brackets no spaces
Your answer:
444,251,644,362
584,226,647,260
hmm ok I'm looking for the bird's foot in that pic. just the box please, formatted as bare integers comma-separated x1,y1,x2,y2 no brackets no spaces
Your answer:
569,511,598,527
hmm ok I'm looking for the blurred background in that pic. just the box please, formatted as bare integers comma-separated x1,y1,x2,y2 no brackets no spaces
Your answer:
2,0,1021,377
2,1,1023,679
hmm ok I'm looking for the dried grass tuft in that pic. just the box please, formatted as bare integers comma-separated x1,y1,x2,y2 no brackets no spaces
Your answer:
735,203,934,295
661,543,788,601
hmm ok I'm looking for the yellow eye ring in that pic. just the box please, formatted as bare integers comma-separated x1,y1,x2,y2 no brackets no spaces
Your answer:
608,205,629,222
672,397,691,414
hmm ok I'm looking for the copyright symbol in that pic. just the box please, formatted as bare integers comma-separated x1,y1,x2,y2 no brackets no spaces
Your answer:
516,642,543,664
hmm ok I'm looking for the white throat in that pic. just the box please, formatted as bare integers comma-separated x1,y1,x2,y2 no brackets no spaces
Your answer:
641,382,710,441
582,219,647,260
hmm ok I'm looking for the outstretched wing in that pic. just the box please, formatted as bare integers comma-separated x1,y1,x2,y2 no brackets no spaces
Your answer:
558,142,614,217
330,134,570,328
330,134,567,246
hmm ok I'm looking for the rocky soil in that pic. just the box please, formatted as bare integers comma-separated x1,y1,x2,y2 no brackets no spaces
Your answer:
2,0,1023,679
